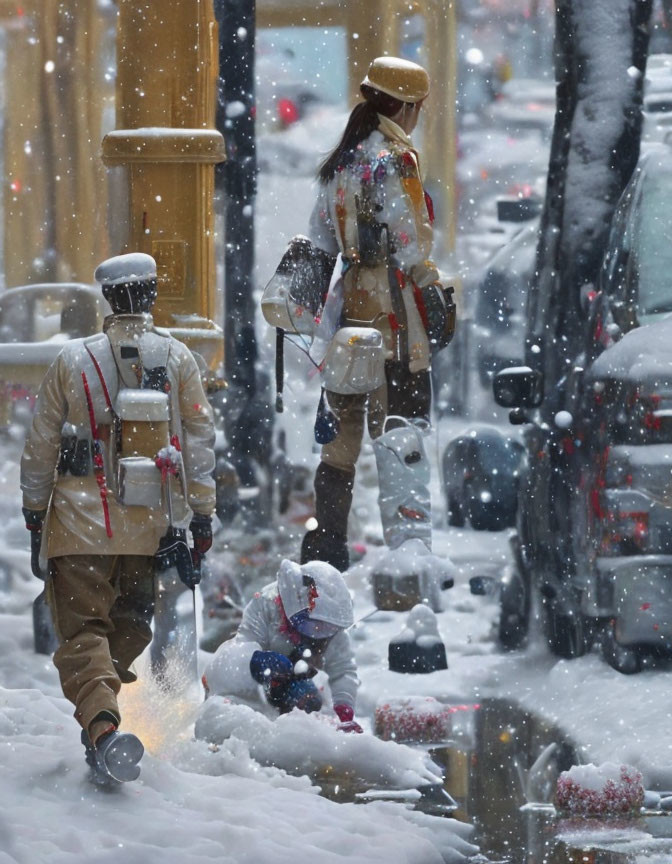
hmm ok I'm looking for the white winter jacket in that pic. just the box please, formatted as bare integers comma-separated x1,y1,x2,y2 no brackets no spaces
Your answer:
21,313,216,557
309,116,439,373
204,581,359,709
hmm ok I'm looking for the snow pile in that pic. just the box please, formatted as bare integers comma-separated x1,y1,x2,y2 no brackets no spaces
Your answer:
393,604,444,647
556,762,644,816
194,695,443,791
374,697,459,744
372,538,456,613
0,682,477,864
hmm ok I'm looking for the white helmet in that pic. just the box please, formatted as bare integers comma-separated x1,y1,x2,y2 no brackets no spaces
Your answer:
277,559,354,637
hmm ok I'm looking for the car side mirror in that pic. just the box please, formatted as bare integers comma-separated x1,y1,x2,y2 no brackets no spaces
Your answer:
493,366,544,409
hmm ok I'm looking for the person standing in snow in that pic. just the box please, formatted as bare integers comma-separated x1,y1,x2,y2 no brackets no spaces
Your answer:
202,559,362,733
20,253,216,783
301,56,453,571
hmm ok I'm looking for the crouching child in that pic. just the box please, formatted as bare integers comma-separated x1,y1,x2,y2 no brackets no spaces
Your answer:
202,559,362,732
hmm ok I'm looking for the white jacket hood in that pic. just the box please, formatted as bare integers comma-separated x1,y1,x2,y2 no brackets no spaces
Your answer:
277,559,354,629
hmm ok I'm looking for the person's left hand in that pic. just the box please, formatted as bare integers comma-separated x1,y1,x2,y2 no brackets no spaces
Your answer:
334,703,363,733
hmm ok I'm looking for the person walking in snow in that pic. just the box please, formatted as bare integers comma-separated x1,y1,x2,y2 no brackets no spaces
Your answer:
300,56,454,572
20,253,216,784
202,559,363,733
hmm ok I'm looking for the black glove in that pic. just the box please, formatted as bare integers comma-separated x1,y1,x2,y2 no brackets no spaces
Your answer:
23,507,46,532
23,508,47,580
155,527,200,589
189,513,213,556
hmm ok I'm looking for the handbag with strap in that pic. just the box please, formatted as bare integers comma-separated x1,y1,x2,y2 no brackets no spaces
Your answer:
262,235,337,414
261,234,337,336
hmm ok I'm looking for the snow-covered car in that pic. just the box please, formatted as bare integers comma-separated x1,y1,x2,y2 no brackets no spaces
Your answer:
442,425,524,531
472,219,539,388
487,77,556,139
255,28,345,135
594,143,672,343
0,283,109,427
493,310,672,672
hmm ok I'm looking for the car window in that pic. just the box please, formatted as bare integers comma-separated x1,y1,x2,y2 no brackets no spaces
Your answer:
633,171,672,320
600,172,639,298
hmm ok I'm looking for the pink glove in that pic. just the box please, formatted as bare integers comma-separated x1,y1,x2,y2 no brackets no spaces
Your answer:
334,703,363,734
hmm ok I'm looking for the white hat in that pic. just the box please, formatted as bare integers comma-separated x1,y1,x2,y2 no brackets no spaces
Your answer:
94,252,157,286
277,559,354,629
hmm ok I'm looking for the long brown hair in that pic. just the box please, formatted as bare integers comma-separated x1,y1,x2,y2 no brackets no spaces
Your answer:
318,85,406,184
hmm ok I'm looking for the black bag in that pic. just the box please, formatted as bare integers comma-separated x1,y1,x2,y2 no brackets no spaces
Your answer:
261,235,337,335
417,283,456,352
314,389,340,445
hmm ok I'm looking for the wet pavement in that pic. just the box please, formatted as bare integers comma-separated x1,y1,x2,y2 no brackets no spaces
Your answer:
431,698,672,863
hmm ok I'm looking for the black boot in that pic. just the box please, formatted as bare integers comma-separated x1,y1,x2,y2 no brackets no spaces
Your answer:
301,462,354,572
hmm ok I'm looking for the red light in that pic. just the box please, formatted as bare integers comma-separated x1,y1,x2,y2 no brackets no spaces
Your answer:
17,6,24,16
278,98,299,126
10,179,21,193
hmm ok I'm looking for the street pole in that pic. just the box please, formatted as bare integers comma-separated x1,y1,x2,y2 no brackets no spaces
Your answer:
214,0,257,394
214,0,274,526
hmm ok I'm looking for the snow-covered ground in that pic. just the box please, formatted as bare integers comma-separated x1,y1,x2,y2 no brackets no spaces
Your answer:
4,398,672,863
3,68,672,864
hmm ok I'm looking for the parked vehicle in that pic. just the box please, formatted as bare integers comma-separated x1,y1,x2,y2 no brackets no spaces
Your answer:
643,53,672,142
473,218,538,387
491,308,672,671
442,425,524,531
486,137,672,672
0,283,109,428
593,143,672,344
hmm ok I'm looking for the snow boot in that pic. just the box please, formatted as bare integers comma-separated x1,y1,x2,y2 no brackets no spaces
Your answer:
300,462,354,572
373,419,431,550
82,717,144,784
81,729,120,789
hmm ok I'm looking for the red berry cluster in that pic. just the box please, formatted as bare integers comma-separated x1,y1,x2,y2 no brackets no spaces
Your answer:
556,765,644,815
375,699,453,744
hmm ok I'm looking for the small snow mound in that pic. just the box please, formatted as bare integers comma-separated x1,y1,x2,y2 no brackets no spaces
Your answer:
556,762,644,815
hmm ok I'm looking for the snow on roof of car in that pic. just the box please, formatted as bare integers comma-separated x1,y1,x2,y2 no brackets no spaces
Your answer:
588,314,672,384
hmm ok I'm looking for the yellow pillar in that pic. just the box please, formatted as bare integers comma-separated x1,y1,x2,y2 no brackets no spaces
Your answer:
424,0,458,258
2,0,110,287
346,0,400,106
102,0,226,370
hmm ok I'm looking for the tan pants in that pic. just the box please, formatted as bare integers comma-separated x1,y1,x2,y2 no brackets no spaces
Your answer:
321,361,431,474
46,554,155,736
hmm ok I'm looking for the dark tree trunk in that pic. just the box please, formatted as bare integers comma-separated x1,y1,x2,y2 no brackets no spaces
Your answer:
527,0,653,419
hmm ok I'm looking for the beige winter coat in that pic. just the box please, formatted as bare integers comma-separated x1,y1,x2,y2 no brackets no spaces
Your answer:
21,313,216,558
309,116,440,373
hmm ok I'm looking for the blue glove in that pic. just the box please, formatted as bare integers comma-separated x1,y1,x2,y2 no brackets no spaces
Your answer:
250,651,293,684
268,678,323,714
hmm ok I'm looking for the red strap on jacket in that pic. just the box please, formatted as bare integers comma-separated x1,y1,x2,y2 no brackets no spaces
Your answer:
81,371,113,538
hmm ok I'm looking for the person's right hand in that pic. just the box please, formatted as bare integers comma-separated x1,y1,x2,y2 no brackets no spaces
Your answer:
23,507,46,533
23,508,47,580
249,651,293,685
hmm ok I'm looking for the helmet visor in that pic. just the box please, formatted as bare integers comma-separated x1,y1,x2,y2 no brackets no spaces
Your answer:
289,610,341,640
